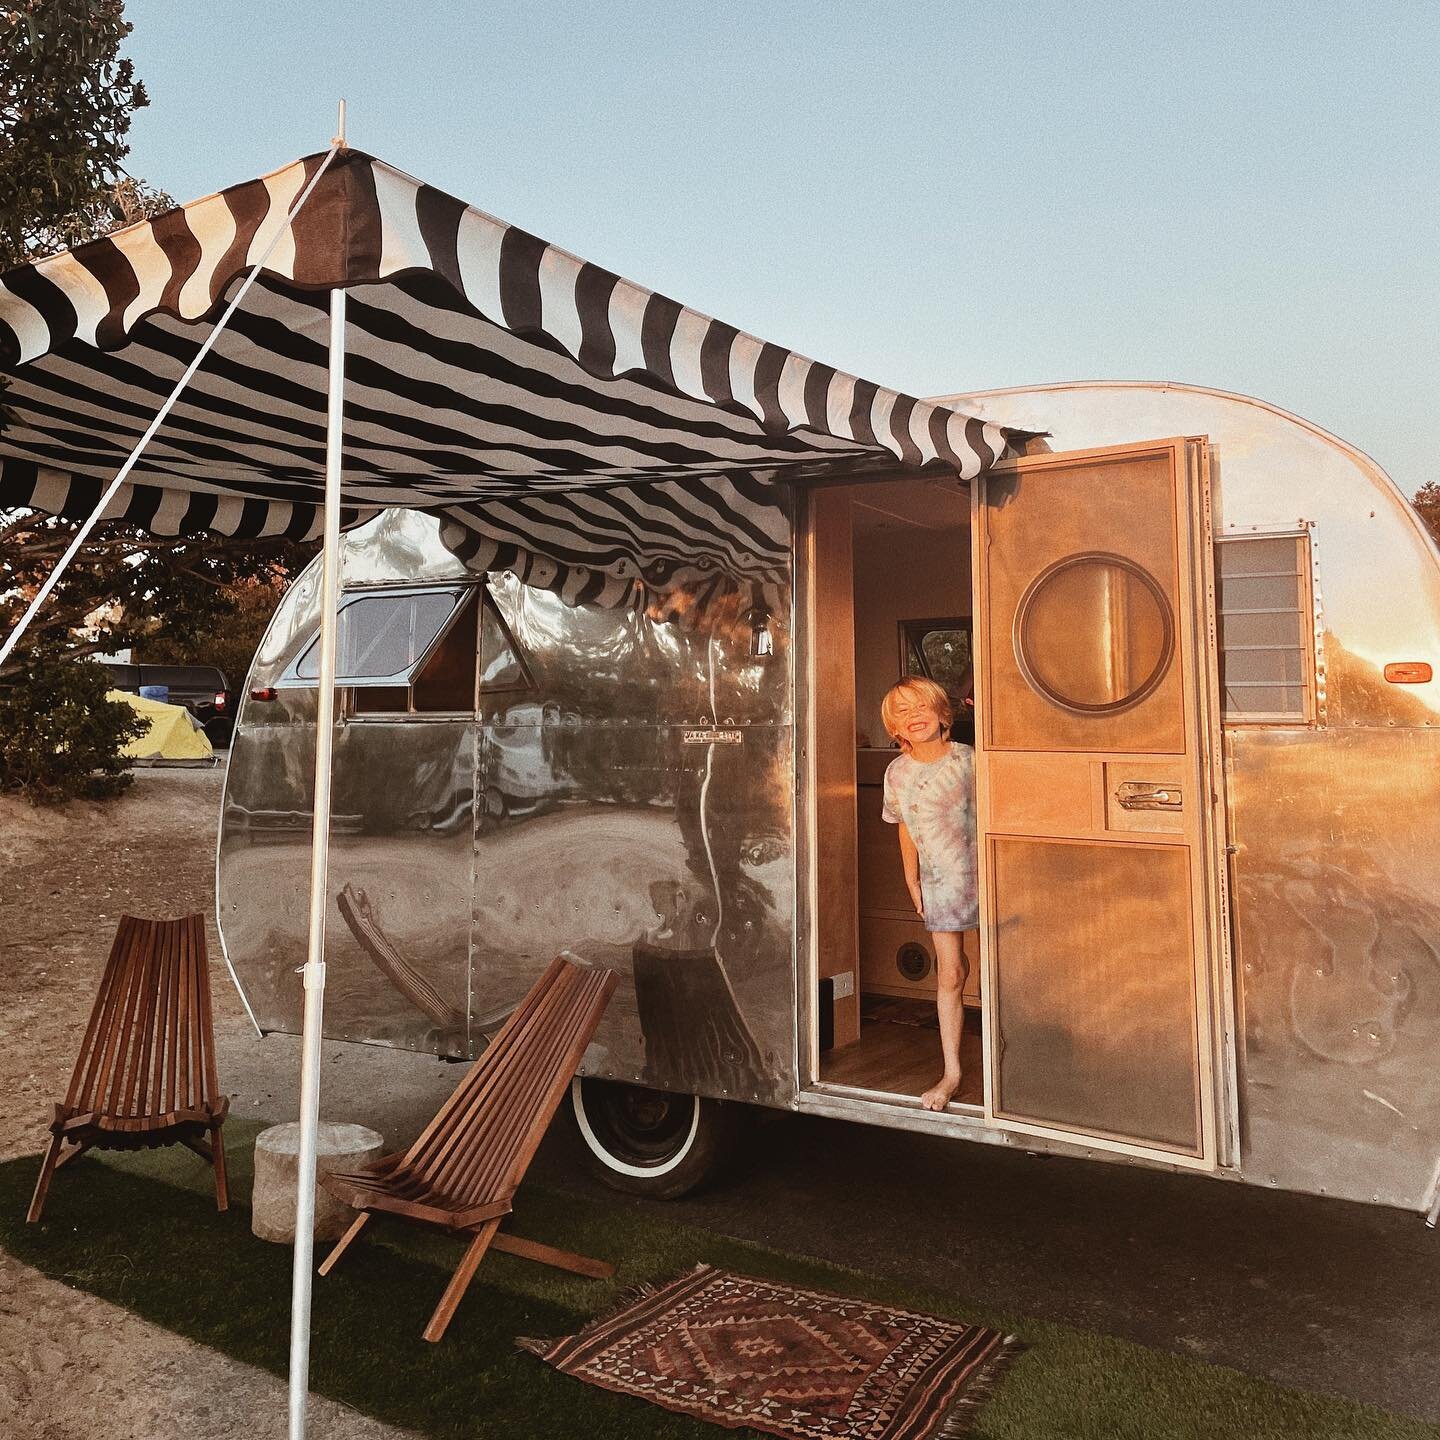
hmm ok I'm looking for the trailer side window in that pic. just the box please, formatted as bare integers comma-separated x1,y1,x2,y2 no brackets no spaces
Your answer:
296,589,462,683
1215,534,1314,723
285,582,532,716
351,588,481,715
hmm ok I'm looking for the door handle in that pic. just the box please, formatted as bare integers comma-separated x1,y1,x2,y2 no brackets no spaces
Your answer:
1114,781,1183,812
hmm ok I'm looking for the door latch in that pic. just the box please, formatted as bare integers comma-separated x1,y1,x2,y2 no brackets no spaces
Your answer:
1114,780,1183,812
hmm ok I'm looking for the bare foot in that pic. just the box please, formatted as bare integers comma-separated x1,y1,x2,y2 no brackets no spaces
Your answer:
921,1073,961,1111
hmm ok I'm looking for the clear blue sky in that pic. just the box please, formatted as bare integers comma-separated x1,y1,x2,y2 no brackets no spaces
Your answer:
124,0,1436,496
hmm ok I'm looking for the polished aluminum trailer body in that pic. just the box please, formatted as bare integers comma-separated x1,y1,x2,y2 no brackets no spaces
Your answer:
220,504,798,1106
218,382,1440,1213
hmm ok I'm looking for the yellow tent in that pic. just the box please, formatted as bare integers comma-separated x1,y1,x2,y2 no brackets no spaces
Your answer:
108,689,215,764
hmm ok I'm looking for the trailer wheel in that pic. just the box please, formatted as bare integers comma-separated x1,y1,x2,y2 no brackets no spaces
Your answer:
570,1078,738,1199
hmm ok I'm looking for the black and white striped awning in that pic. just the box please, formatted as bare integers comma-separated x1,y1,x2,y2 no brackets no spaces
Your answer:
0,147,1016,606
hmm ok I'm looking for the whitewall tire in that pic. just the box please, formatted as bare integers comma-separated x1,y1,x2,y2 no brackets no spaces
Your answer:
569,1078,741,1199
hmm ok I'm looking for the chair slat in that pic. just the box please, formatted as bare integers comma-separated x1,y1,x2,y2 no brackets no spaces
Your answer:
66,916,134,1111
495,969,616,1201
98,923,148,1119
401,958,566,1177
438,994,577,1200
75,917,134,1112
176,921,192,1111
195,916,222,1104
451,975,592,1201
164,917,182,1115
150,920,175,1119
408,963,613,1208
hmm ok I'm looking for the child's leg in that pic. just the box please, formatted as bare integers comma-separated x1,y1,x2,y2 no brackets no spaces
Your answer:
922,931,970,1110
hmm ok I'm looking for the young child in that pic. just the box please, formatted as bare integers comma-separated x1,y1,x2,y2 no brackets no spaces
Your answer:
880,676,979,1110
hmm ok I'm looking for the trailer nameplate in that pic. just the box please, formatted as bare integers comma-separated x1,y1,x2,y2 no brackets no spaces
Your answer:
682,727,743,745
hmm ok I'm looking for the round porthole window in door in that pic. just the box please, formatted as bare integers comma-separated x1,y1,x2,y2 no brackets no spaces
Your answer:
1014,552,1174,715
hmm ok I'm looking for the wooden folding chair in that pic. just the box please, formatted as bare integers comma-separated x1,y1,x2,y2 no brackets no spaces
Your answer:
27,913,230,1224
319,955,618,1342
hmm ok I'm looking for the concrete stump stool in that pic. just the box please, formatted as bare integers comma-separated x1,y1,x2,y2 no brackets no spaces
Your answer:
251,1121,384,1243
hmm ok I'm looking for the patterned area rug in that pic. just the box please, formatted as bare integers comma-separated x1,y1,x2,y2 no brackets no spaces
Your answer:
519,1265,1022,1439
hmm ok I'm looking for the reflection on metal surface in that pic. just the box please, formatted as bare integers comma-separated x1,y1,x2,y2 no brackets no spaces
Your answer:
1228,728,1440,1208
469,716,795,1106
634,942,771,1093
337,883,468,1049
219,707,477,1054
220,497,796,1107
1325,635,1438,728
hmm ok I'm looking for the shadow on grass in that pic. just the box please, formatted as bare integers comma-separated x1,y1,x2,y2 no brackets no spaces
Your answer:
0,1129,1433,1440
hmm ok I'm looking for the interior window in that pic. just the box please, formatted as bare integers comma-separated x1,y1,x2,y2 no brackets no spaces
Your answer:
412,590,480,711
900,617,974,739
478,597,532,693
352,685,412,715
1215,534,1313,723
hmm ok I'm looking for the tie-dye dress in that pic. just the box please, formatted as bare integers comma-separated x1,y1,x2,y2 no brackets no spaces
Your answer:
881,742,979,933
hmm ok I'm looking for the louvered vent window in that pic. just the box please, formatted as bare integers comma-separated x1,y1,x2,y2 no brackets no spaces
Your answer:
1215,534,1314,723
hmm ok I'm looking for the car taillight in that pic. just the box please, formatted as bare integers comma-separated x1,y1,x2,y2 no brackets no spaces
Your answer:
250,687,278,702
214,692,227,708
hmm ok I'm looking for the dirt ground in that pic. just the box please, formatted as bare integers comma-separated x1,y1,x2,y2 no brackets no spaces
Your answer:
0,765,426,1440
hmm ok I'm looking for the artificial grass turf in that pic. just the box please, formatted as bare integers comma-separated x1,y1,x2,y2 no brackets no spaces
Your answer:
1,1125,1434,1440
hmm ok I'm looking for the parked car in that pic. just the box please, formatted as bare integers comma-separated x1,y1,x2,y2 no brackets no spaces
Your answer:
98,662,235,746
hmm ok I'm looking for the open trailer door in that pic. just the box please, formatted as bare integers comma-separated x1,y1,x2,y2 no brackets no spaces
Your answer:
973,437,1226,1168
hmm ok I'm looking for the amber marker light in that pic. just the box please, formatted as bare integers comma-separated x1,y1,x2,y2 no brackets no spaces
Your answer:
1383,662,1433,684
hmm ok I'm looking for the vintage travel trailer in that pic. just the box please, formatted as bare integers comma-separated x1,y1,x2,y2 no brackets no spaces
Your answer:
217,379,1440,1217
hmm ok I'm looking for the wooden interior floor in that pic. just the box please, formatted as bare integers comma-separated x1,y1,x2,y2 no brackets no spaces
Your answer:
819,1006,984,1107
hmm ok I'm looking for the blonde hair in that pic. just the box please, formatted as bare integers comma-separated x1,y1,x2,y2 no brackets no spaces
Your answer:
881,676,952,753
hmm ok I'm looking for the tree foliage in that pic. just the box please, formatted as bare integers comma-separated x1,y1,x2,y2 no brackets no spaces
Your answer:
0,0,172,267
0,509,315,673
1413,483,1440,550
134,567,311,684
0,1,315,800
0,650,144,801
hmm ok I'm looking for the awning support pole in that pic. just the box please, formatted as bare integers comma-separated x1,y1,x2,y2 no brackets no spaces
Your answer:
287,282,346,1440
0,141,342,671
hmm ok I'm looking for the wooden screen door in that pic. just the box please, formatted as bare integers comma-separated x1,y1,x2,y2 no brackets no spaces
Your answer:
973,438,1225,1167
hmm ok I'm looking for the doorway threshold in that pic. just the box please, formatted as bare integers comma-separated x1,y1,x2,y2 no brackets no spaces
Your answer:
797,1081,1002,1143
